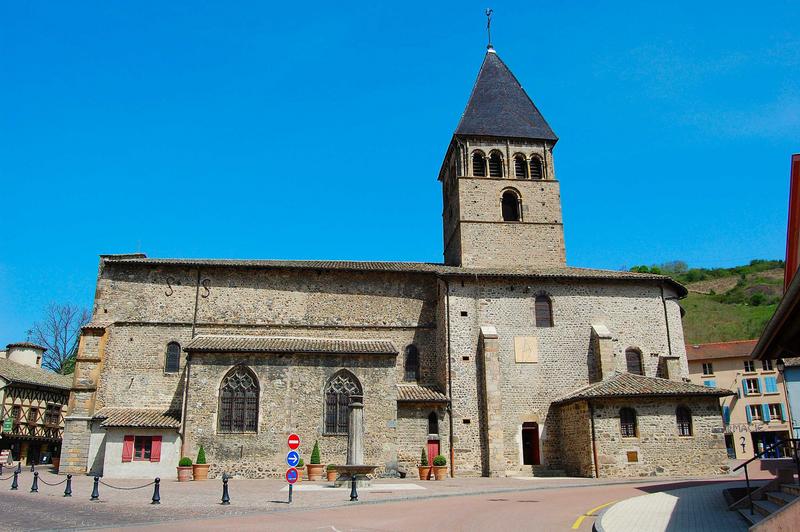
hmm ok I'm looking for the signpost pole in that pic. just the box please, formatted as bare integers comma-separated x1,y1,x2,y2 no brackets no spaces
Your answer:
288,483,293,504
286,433,301,504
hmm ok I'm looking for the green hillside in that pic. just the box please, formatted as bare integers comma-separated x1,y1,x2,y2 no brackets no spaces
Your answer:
629,260,785,345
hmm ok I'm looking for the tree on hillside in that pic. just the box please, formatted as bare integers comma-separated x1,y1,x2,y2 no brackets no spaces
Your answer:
30,303,90,375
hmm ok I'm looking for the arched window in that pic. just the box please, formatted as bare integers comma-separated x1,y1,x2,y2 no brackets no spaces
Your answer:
619,407,637,437
472,151,486,177
404,345,420,382
535,295,553,327
676,406,692,436
514,155,528,179
529,156,543,179
218,365,259,433
165,342,181,373
501,190,521,221
428,412,439,435
488,151,504,177
324,370,362,435
625,348,643,375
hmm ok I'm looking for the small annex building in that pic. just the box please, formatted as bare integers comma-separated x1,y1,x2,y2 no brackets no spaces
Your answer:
60,44,731,480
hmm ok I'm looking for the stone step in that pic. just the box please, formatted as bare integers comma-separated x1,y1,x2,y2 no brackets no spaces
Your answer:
530,467,566,477
753,498,781,517
766,490,797,507
737,508,764,526
781,483,800,496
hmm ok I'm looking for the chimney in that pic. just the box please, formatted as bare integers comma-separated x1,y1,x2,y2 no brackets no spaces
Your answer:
591,324,615,381
5,343,46,368
785,154,800,290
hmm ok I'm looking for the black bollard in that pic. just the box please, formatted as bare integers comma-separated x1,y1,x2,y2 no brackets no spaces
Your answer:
30,462,35,472
221,473,230,505
151,477,160,505
64,474,72,497
349,476,358,502
16,462,21,473
30,472,39,493
10,470,18,490
1,462,4,475
90,476,100,501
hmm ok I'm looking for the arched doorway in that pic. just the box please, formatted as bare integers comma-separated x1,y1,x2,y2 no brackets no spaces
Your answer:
522,422,540,466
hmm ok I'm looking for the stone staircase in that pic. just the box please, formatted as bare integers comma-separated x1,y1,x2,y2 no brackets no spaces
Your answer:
736,483,800,527
510,465,567,477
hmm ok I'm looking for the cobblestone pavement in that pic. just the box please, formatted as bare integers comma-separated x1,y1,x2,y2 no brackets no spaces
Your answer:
0,467,761,531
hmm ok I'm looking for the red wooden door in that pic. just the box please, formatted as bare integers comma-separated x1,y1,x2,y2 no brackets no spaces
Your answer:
427,440,440,464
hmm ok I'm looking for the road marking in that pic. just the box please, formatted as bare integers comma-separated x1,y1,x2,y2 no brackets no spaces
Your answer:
571,500,618,529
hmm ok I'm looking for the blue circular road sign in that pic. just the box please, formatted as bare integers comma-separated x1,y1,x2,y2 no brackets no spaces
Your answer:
286,467,298,484
286,450,300,467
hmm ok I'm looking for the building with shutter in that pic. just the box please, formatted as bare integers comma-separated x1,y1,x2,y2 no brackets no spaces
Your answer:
60,44,732,480
0,343,71,467
687,340,794,459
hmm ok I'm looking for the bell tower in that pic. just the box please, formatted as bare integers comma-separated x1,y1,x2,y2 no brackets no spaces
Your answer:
440,47,566,269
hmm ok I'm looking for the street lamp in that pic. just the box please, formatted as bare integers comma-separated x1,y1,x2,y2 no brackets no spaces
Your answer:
777,358,786,373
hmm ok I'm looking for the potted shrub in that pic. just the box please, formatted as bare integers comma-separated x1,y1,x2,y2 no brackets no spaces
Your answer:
418,448,431,480
192,445,210,481
432,454,448,480
307,441,324,481
177,457,193,482
296,458,304,483
326,464,337,482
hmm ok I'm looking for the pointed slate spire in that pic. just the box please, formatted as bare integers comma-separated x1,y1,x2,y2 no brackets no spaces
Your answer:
455,50,557,141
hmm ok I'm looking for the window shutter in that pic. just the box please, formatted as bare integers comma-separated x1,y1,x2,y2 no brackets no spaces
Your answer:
762,404,771,422
780,403,787,422
723,406,730,424
150,435,162,462
122,435,134,462
742,383,748,397
758,378,764,393
746,407,752,423
768,377,777,393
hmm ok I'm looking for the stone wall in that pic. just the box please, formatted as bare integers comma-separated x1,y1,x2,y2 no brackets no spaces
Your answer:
396,404,449,476
557,401,594,477
591,397,728,477
183,352,397,479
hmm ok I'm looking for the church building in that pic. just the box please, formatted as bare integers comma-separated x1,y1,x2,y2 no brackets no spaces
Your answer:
60,45,731,479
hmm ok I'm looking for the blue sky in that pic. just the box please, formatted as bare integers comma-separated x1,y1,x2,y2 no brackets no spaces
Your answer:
1,1,799,344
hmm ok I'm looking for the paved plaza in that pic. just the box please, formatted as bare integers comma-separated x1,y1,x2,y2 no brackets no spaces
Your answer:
0,466,771,531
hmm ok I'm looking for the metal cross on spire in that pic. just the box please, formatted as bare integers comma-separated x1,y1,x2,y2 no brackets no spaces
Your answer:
485,8,494,50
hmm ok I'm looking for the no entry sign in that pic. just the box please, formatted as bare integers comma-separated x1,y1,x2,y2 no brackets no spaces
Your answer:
286,467,299,484
288,433,300,450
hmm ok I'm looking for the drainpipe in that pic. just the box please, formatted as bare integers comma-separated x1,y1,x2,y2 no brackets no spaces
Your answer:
660,284,673,357
180,268,202,457
589,401,600,478
443,277,455,477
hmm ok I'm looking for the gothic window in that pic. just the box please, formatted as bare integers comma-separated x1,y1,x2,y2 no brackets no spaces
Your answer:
501,189,521,221
428,412,439,435
530,156,543,179
324,370,362,435
619,407,637,437
218,365,259,433
488,151,504,177
472,151,486,177
676,406,692,436
404,345,420,382
535,295,553,327
165,342,181,373
625,348,643,375
514,155,528,178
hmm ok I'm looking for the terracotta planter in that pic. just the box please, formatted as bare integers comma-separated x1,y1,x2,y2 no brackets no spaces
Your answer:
418,466,431,480
192,463,210,480
307,463,324,481
176,466,193,482
432,466,447,480
326,469,337,482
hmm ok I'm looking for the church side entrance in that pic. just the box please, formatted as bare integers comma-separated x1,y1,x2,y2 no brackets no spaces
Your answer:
522,422,540,465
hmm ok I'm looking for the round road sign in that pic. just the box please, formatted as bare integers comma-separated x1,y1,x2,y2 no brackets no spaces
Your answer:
286,450,300,467
288,433,300,450
286,467,299,484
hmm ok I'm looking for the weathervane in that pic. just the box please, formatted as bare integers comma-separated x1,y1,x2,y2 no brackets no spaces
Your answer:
485,8,494,49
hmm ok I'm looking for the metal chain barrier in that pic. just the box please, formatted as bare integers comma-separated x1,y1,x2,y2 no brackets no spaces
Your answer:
38,475,68,486
98,479,155,490
0,473,16,481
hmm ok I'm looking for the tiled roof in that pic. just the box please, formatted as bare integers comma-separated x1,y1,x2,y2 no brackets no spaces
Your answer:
185,335,398,355
5,342,47,351
554,372,734,405
94,408,181,428
686,340,758,361
396,384,449,403
0,358,72,390
102,256,686,296
455,50,558,141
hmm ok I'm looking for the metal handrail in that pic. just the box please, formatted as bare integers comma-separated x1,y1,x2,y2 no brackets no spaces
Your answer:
732,438,800,515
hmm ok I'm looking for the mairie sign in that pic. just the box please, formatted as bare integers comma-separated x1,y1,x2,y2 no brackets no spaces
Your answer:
286,450,300,468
